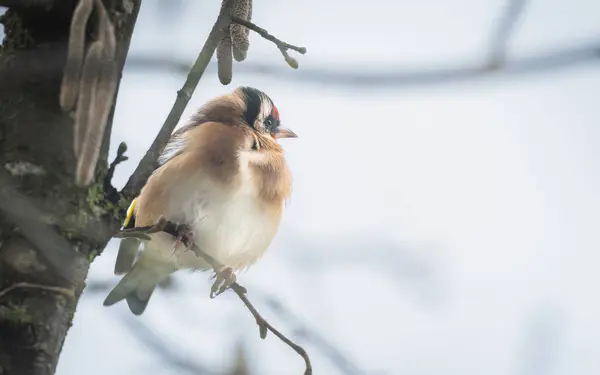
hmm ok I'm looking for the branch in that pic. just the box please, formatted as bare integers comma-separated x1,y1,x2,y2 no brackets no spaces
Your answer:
487,0,528,69
116,221,313,375
231,15,307,69
124,40,600,89
121,0,240,199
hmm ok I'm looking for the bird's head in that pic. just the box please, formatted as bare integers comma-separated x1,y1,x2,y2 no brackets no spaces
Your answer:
190,86,297,146
233,86,297,148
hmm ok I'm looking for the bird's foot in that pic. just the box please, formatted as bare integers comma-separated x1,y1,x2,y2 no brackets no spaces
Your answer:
174,223,195,250
168,223,195,262
210,266,236,298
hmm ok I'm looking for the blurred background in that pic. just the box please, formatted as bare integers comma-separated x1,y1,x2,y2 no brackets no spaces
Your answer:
4,0,600,374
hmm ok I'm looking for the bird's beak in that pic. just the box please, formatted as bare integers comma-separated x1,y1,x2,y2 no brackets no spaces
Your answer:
273,127,298,139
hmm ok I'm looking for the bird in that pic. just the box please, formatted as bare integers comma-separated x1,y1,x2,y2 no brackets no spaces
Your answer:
103,86,297,315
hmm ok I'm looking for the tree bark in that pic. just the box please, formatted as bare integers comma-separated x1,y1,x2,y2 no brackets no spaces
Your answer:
0,1,141,374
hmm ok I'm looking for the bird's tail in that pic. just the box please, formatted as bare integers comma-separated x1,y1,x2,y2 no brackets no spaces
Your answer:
104,233,178,315
114,237,141,275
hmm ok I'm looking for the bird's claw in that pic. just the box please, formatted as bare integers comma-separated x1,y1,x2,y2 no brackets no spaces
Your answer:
210,267,236,298
169,223,195,263
174,223,195,250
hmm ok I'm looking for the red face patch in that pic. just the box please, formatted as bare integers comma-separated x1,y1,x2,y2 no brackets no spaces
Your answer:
272,105,280,121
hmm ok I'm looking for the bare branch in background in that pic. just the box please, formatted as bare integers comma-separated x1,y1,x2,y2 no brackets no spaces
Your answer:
116,311,254,375
125,41,600,89
117,311,220,375
116,221,313,375
260,296,371,375
122,0,306,199
487,0,527,69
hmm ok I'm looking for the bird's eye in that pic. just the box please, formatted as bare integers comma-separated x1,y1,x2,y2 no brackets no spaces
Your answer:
264,118,273,127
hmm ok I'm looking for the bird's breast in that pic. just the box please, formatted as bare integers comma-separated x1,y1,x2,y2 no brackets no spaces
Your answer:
165,171,283,271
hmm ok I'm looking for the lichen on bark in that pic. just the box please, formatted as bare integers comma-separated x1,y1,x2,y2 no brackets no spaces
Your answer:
0,9,35,54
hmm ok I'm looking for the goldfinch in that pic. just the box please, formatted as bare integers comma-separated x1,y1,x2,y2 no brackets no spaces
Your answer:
103,86,297,315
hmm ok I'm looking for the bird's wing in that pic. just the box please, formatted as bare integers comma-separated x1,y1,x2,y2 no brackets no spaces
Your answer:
111,121,209,279
157,123,197,167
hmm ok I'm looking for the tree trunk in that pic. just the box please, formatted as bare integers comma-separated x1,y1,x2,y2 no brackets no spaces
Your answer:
0,1,141,374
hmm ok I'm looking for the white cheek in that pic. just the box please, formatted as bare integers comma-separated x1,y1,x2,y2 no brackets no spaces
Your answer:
261,100,273,120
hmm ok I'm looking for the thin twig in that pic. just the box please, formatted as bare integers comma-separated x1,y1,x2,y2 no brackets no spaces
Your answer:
115,221,313,375
121,0,240,199
102,141,128,206
231,15,306,69
0,282,74,301
231,284,313,375
105,141,128,185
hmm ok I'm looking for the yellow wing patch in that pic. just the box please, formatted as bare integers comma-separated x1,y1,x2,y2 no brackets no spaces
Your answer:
122,198,137,229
